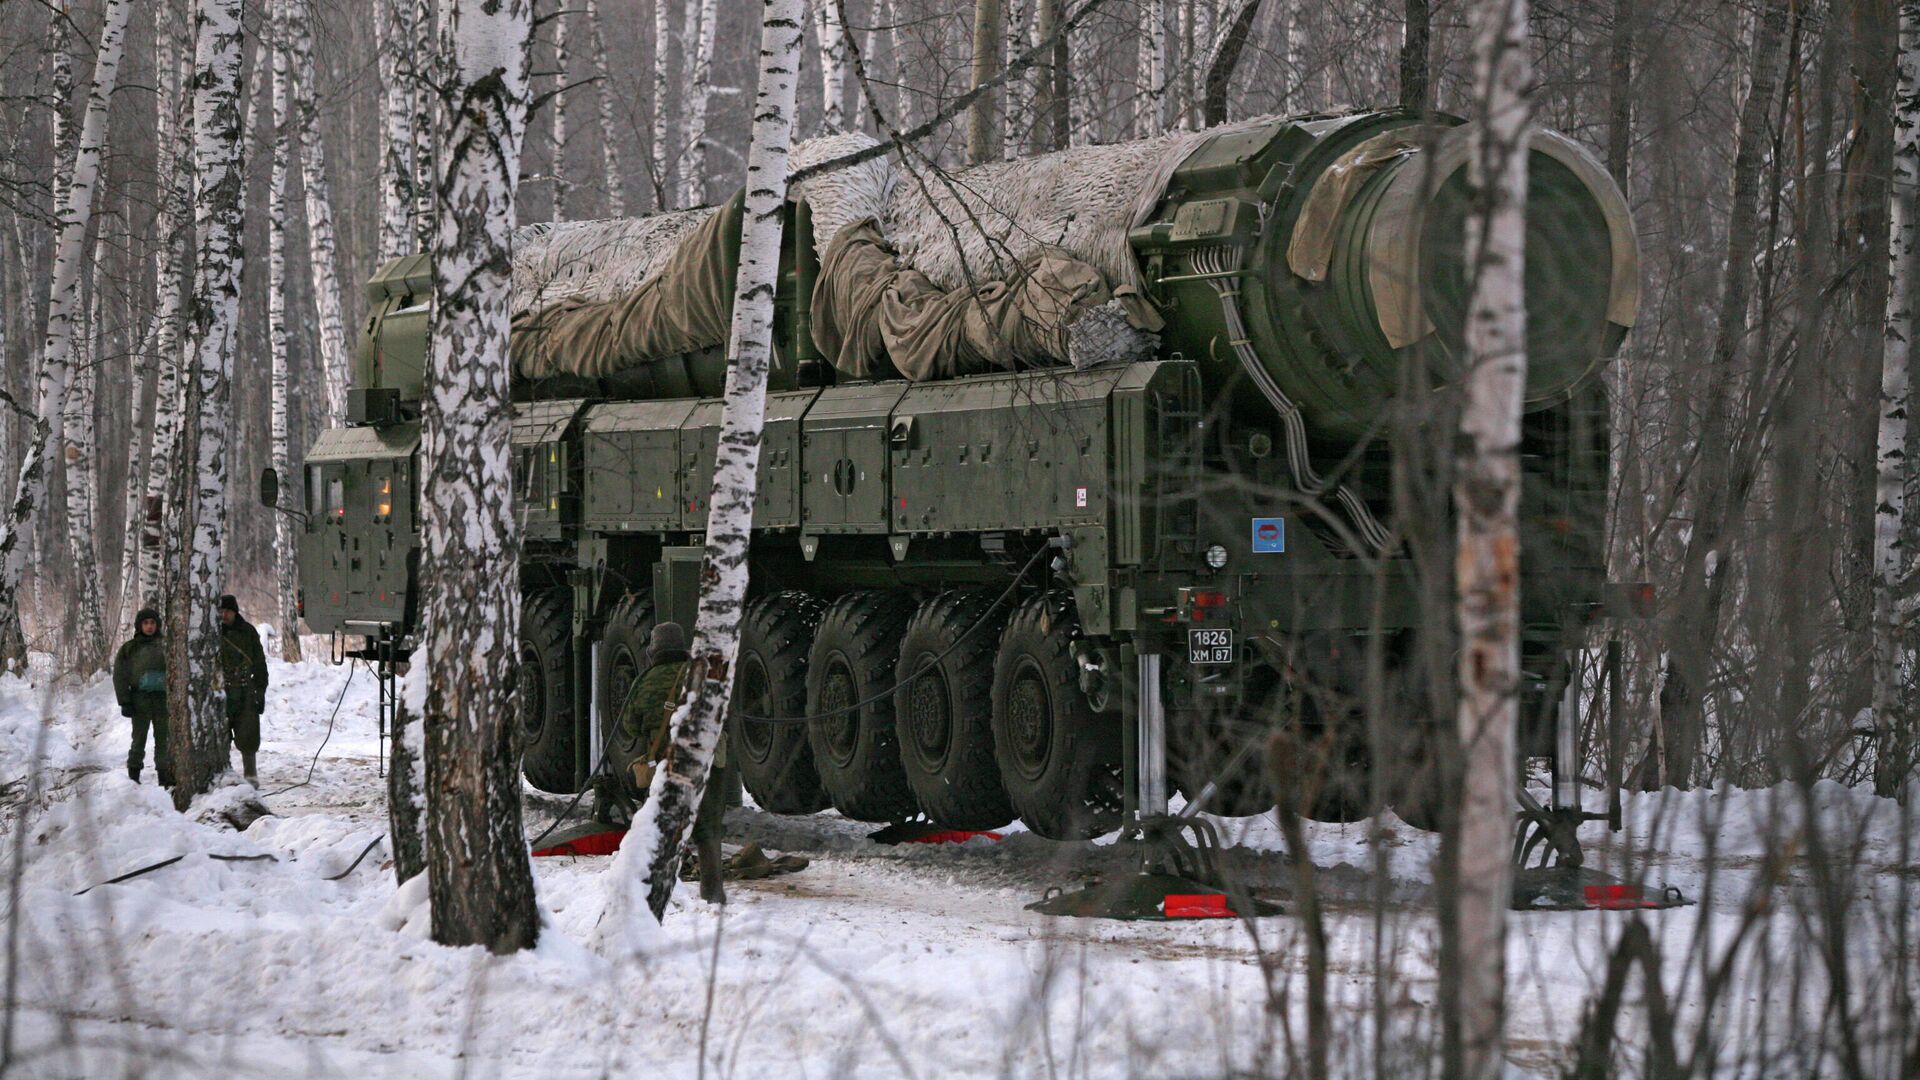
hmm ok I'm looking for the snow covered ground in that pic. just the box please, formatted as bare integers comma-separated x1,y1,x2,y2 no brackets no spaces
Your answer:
2,654,1915,1078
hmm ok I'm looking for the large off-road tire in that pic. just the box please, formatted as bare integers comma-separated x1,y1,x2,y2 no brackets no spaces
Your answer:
596,591,654,795
729,591,832,814
990,593,1122,840
805,591,920,822
1286,688,1379,824
518,588,578,793
1389,721,1448,832
894,591,1016,831
1169,665,1283,818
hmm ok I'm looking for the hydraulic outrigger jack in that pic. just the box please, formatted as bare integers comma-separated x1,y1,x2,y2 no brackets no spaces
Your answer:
344,624,405,781
1509,643,1689,911
1028,651,1284,920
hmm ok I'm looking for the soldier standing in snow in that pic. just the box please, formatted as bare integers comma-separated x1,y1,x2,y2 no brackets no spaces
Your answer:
113,608,172,786
217,594,269,783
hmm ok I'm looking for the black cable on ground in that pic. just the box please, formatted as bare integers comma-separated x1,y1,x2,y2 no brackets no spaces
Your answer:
263,660,359,798
324,836,386,880
73,855,185,895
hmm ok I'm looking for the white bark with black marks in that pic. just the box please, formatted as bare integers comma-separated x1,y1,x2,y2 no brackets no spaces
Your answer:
1137,0,1167,136
584,0,626,216
378,0,419,261
421,0,541,954
1875,0,1920,796
550,0,571,221
170,0,246,805
1452,0,1531,1075
0,0,132,673
601,0,805,941
815,0,854,131
269,0,302,661
288,0,351,423
651,0,679,208
683,0,719,208
63,272,104,673
139,3,193,611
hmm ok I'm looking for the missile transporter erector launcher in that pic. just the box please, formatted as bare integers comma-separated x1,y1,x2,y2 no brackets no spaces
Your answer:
293,109,1637,839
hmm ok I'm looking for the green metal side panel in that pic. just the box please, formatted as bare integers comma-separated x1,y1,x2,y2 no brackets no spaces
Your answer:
512,400,588,542
581,400,697,531
891,367,1125,536
802,383,907,534
297,424,420,634
679,390,816,533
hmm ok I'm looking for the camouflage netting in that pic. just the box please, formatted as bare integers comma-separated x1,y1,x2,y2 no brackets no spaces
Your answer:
508,125,1193,385
879,116,1281,294
810,220,1161,382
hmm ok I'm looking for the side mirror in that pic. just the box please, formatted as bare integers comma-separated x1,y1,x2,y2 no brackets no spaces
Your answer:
259,467,280,509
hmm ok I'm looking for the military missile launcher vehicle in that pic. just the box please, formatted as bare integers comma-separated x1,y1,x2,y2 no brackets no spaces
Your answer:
290,109,1637,840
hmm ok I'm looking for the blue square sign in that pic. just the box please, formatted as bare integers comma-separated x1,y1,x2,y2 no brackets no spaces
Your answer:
1251,517,1286,553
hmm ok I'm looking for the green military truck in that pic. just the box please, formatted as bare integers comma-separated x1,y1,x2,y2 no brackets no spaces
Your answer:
290,109,1637,840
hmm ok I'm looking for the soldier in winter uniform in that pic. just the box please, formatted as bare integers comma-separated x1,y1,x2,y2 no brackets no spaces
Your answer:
607,622,729,901
217,594,269,782
113,608,172,786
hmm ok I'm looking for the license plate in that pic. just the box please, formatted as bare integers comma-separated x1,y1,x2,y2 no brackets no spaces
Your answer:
1188,628,1233,665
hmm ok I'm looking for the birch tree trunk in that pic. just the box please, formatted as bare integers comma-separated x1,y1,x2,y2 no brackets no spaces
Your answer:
0,0,132,674
268,0,302,661
1137,0,1167,136
815,0,853,131
1874,0,1920,797
1448,0,1531,1075
422,0,540,954
582,0,627,216
288,0,351,424
168,0,247,806
601,0,805,941
377,0,418,260
683,0,718,208
413,0,439,253
140,2,193,611
62,268,104,674
968,0,1004,162
651,0,678,209
551,0,571,221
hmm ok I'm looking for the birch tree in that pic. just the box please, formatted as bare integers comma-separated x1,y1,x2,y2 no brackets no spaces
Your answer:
62,269,104,673
651,0,678,208
0,0,132,673
550,0,571,221
139,1,193,610
815,0,854,130
1137,0,1167,136
377,0,419,261
1874,0,1920,796
602,0,805,940
168,0,247,805
288,0,351,423
682,0,719,207
1449,0,1531,1075
584,0,627,215
421,0,540,953
413,0,439,253
968,0,1004,162
268,0,302,661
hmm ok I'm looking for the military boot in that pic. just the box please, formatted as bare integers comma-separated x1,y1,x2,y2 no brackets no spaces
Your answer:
241,751,257,785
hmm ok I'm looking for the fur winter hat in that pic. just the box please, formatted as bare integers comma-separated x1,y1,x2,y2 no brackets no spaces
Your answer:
647,621,688,660
218,594,240,614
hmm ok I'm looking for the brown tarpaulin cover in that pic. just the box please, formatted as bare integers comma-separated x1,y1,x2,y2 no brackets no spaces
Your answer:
810,219,1161,382
510,194,743,380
